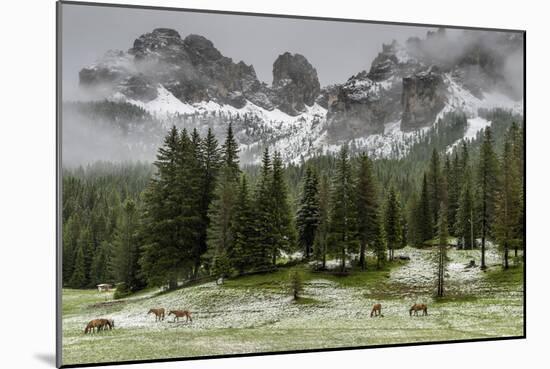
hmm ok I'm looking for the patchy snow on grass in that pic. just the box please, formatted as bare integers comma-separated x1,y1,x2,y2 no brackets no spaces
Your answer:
62,241,523,365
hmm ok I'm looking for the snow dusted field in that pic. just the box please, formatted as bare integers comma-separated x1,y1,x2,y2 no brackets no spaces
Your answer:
62,243,524,365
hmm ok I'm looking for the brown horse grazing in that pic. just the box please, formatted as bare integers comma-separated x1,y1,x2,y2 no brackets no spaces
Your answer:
84,319,102,334
168,310,192,323
409,303,428,316
370,303,383,317
148,308,165,322
84,318,114,334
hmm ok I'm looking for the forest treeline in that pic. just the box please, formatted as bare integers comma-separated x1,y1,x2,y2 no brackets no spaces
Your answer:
61,109,524,296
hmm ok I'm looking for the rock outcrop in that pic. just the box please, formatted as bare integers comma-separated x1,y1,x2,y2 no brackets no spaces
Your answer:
401,67,446,131
272,52,321,115
79,29,320,114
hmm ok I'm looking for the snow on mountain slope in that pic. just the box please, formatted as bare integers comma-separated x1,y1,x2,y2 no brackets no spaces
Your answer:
446,116,492,153
440,74,523,119
113,78,522,165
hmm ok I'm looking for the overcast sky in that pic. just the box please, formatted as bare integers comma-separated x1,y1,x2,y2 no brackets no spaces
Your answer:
61,3,440,97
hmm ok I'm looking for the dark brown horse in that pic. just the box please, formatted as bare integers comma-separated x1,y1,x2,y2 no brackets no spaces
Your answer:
148,308,165,321
168,310,192,323
84,319,102,334
409,303,428,316
370,303,383,317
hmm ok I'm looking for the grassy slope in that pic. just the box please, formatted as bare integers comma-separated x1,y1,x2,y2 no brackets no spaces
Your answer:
62,245,524,365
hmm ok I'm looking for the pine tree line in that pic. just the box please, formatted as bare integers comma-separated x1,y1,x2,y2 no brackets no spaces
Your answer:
408,123,525,272
62,114,524,292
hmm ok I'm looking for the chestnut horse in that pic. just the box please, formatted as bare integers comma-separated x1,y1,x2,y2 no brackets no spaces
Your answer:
84,318,113,334
370,303,383,317
409,303,428,316
148,308,165,321
168,310,192,323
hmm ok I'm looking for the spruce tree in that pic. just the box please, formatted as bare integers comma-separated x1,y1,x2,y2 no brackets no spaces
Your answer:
418,173,433,242
195,128,221,278
230,175,255,274
406,193,421,246
428,149,442,231
313,174,330,270
62,214,80,285
355,153,380,270
449,151,461,235
90,240,111,287
178,129,203,278
456,170,475,249
329,145,356,272
495,131,522,269
140,126,190,288
508,122,524,257
111,199,142,290
252,148,276,270
384,185,402,261
476,127,499,269
296,167,320,259
206,124,241,276
437,200,449,297
222,122,240,181
207,165,238,277
270,152,296,265
69,242,87,288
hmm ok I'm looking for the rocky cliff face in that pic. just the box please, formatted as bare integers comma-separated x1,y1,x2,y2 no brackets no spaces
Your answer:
272,52,320,115
326,40,416,138
79,29,321,114
401,66,446,131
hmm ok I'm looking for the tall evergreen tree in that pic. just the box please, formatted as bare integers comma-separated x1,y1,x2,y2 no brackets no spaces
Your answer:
230,175,255,274
476,127,499,269
140,126,192,288
406,193,422,246
90,240,111,287
69,242,87,288
507,122,525,257
445,154,458,236
355,153,380,270
207,166,239,277
329,145,356,272
221,122,240,181
296,167,320,259
270,152,296,265
428,149,442,231
384,185,402,261
436,200,449,297
111,199,143,291
252,148,276,270
62,214,81,285
495,131,522,269
418,173,433,242
195,128,221,278
456,170,476,249
313,174,330,269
